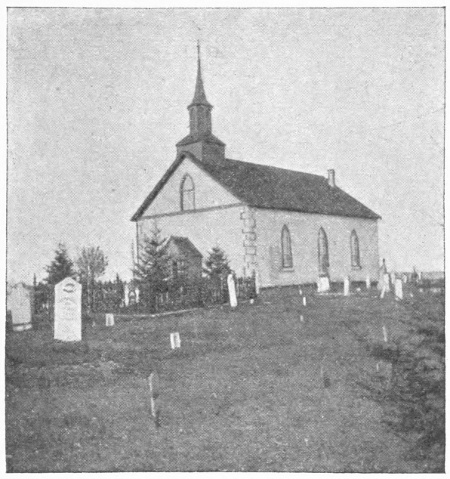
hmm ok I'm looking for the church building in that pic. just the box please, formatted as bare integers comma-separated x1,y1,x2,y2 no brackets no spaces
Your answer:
131,47,380,288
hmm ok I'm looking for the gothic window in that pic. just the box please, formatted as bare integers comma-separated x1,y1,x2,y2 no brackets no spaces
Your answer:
281,225,293,269
180,174,195,211
318,227,329,276
350,230,361,268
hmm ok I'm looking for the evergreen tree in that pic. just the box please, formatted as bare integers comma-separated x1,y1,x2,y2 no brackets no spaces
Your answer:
204,246,231,279
45,243,75,286
133,224,171,308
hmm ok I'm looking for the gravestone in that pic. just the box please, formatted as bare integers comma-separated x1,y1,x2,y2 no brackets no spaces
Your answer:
135,287,140,303
148,371,160,426
54,277,82,342
402,274,408,283
105,313,114,327
366,275,371,290
8,283,32,332
227,274,238,308
380,273,391,299
317,276,330,293
254,270,260,295
395,278,403,300
343,276,350,296
124,283,129,306
170,332,181,349
303,296,307,306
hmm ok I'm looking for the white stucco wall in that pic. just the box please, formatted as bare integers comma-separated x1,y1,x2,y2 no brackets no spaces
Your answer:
142,157,239,216
255,208,379,287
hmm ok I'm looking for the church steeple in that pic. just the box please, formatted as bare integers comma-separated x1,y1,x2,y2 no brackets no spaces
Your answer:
190,42,212,109
188,42,212,136
176,42,225,163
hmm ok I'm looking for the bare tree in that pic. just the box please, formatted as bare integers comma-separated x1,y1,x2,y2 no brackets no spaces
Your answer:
76,246,108,311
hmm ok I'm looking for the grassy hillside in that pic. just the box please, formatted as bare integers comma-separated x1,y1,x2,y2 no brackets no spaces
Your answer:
5,287,442,472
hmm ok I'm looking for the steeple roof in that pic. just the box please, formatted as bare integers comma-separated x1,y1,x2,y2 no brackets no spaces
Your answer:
189,42,212,108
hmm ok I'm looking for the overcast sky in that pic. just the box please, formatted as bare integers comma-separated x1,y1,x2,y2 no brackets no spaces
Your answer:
7,7,444,283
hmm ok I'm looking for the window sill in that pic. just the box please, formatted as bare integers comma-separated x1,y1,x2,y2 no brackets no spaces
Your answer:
281,268,295,273
351,265,362,271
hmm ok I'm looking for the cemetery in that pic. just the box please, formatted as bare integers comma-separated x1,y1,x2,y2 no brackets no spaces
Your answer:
5,275,444,472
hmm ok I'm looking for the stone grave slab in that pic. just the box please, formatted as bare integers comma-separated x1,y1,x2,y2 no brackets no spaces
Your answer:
54,277,82,342
8,283,32,332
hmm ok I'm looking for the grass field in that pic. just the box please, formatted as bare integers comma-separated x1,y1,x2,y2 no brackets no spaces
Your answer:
5,286,441,472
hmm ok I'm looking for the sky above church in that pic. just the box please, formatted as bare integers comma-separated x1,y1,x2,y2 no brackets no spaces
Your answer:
7,7,444,283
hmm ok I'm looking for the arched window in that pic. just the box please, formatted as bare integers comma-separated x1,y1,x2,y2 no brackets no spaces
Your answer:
180,174,195,211
350,230,361,268
318,227,329,276
281,225,293,269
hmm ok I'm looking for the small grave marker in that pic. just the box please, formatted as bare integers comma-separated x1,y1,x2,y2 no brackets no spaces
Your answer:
395,278,403,300
105,313,115,327
300,314,304,322
124,283,129,307
382,325,388,343
302,296,307,306
250,298,254,305
254,270,260,295
299,287,303,296
227,274,237,308
54,277,82,342
343,276,350,296
170,332,181,349
317,276,330,293
8,283,33,332
366,275,371,290
148,371,160,427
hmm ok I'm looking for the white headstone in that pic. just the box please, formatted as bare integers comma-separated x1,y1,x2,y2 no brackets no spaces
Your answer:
124,283,129,306
395,278,403,300
254,270,260,295
227,274,238,308
402,274,408,284
54,278,82,342
8,284,32,331
170,332,181,349
317,276,330,293
343,276,350,296
135,287,140,303
366,275,371,290
383,273,391,290
105,313,115,327
299,287,303,296
303,296,307,306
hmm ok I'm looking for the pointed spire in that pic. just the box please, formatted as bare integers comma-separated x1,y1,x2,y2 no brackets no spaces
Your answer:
190,41,212,107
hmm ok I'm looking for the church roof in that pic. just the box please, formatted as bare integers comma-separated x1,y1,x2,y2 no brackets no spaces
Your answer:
176,131,225,147
164,236,203,258
131,153,380,221
198,158,380,220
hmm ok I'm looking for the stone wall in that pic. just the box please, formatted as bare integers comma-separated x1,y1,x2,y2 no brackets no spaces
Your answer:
255,209,379,287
